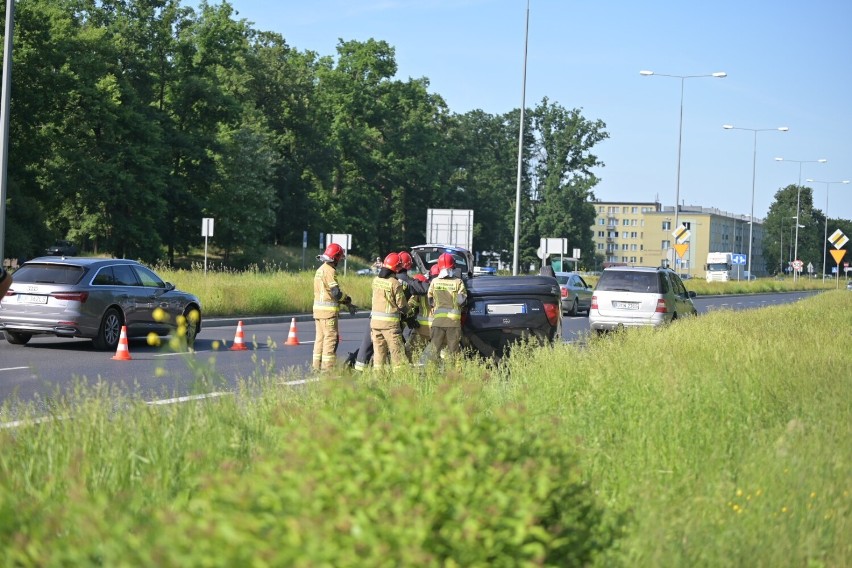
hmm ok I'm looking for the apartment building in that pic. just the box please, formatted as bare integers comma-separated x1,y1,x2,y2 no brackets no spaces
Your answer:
590,201,766,278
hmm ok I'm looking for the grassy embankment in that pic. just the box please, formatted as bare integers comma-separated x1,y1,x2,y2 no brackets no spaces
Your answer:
159,261,842,317
1,291,849,565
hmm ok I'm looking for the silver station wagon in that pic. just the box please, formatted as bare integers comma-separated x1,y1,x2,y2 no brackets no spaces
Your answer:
1,257,202,350
589,266,697,333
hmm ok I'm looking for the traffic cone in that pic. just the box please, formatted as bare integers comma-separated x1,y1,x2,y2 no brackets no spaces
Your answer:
230,321,248,351
111,326,132,361
285,317,300,346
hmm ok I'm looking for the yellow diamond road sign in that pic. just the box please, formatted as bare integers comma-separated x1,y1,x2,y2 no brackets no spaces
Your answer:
828,229,848,249
672,224,691,244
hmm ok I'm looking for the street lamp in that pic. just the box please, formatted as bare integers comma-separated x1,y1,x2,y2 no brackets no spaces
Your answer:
723,124,789,280
806,178,850,281
640,70,726,236
775,157,827,280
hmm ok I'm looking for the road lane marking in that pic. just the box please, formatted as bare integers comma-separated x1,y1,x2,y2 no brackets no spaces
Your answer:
147,392,232,406
0,366,29,372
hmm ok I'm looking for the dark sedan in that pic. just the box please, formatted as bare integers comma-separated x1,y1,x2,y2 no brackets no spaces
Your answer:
1,257,201,350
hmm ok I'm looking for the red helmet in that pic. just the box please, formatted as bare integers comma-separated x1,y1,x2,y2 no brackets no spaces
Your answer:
321,243,345,263
437,252,456,271
383,252,403,272
398,251,413,271
429,264,440,278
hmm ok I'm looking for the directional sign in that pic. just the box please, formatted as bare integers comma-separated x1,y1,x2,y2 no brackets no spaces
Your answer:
828,229,848,249
672,224,691,244
732,253,747,265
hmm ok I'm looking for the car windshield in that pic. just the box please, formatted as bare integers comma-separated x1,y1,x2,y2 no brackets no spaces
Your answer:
597,271,660,293
417,249,469,273
11,263,86,285
555,275,570,285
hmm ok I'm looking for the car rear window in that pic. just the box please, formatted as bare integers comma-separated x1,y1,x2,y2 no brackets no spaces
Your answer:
596,271,661,293
11,263,86,285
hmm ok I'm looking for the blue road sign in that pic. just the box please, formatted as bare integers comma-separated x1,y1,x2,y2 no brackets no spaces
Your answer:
732,253,747,265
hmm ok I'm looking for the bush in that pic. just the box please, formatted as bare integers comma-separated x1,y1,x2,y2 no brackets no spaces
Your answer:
0,381,620,566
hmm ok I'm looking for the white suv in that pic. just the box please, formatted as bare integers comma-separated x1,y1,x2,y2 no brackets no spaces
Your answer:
589,266,697,332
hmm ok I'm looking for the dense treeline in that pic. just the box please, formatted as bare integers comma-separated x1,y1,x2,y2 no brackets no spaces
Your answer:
2,0,607,268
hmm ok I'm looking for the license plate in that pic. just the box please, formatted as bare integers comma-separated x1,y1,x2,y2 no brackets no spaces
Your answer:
614,301,639,310
487,303,526,315
20,294,48,305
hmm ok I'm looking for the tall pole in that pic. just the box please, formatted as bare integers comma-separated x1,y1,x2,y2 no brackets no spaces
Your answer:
723,125,789,279
747,130,757,280
511,0,529,276
0,0,15,262
640,70,725,271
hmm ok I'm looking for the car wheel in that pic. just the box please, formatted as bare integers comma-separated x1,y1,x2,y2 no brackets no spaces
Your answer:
569,298,578,316
3,330,32,345
93,307,123,351
183,306,200,347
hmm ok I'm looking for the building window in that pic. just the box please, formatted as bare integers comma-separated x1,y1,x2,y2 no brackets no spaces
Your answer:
661,239,671,249
662,221,671,231
622,206,629,214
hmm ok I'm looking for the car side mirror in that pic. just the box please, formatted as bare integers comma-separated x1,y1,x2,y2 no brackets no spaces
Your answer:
165,282,176,291
688,291,697,298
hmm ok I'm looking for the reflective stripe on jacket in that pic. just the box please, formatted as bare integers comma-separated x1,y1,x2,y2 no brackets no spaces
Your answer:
370,276,406,328
313,263,346,318
428,277,466,326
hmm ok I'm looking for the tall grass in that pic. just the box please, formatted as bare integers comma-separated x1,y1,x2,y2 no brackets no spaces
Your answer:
1,292,849,565
159,264,842,317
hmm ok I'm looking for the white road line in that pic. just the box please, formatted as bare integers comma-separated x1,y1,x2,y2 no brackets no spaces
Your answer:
146,392,233,406
0,366,29,372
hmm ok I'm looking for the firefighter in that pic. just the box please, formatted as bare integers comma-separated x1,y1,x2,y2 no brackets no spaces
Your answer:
370,252,409,371
420,253,467,366
406,264,439,356
312,243,352,372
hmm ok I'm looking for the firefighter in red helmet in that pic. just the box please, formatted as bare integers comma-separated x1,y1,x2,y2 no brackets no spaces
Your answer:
369,252,409,370
420,253,467,366
312,243,352,371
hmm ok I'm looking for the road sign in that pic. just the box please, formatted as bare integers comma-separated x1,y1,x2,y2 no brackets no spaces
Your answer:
672,224,691,244
732,253,747,265
674,243,689,259
829,248,846,265
828,229,848,249
792,259,804,272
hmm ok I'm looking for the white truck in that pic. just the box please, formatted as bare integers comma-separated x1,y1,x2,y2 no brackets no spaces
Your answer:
705,252,733,282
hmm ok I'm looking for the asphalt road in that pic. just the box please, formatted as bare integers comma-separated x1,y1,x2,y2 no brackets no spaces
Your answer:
0,291,821,413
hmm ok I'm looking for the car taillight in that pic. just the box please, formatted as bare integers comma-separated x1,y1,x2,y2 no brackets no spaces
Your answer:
591,295,598,310
655,298,668,313
51,291,89,303
560,287,568,298
544,302,560,326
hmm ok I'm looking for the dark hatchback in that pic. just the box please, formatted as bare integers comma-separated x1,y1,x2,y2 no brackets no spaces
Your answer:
409,245,562,359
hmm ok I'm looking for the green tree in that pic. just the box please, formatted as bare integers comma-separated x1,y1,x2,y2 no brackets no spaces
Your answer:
528,98,608,270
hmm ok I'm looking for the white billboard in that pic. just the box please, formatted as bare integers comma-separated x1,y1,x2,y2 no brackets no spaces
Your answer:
426,209,473,250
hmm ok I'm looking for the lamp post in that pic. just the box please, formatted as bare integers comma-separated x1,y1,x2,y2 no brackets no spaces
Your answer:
806,178,850,281
640,70,726,237
723,124,789,280
775,157,827,280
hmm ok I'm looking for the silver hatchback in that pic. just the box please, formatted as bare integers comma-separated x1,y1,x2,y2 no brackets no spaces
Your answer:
589,266,697,332
1,257,202,350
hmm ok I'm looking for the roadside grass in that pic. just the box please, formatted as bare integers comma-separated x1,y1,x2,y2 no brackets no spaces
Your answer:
1,291,849,565
158,261,842,317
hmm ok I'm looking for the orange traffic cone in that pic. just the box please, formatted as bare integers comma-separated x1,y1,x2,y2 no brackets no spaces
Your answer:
285,317,300,346
111,325,132,361
230,320,248,351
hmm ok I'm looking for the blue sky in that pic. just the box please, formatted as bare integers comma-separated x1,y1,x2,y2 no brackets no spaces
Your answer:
219,0,852,221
